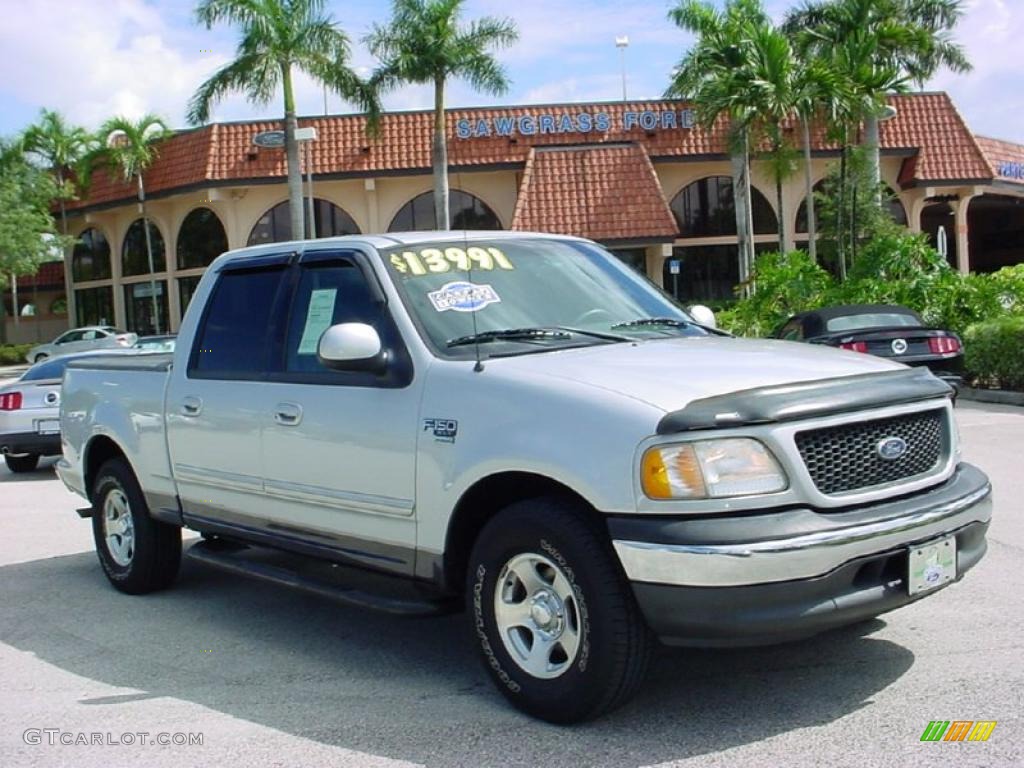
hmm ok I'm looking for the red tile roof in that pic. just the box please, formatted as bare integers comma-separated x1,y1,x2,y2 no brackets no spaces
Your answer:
12,261,65,290
975,136,1024,185
67,92,1006,212
511,144,678,241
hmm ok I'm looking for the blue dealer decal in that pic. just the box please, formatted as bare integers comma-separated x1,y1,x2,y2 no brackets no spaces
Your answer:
428,281,501,312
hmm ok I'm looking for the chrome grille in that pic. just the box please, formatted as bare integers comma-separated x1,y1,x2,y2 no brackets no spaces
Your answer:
795,409,945,495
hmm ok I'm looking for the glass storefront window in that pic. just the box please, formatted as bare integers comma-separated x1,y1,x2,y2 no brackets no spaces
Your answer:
608,248,647,274
72,228,112,282
664,244,775,303
75,286,114,327
122,219,167,276
178,275,202,321
388,190,502,231
247,198,360,245
670,177,777,237
178,208,228,269
123,281,169,336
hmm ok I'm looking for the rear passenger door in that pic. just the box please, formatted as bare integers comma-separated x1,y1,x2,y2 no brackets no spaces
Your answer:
165,255,292,527
259,250,421,575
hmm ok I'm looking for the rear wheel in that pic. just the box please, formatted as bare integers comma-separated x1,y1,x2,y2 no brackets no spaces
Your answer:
91,458,181,594
467,496,653,723
4,454,40,473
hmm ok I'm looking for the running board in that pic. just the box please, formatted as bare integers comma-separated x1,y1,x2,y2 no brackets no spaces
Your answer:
184,540,453,617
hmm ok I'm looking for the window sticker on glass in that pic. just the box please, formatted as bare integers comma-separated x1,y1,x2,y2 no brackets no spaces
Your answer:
388,246,515,277
428,281,501,313
297,288,338,355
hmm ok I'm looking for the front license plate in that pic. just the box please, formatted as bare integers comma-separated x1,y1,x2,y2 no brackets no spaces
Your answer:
908,535,957,595
36,419,60,435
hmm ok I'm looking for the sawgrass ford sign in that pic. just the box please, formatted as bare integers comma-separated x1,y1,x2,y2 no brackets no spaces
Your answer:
998,161,1024,180
455,108,697,139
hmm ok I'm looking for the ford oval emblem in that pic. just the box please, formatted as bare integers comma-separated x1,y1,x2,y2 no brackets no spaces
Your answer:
877,436,907,461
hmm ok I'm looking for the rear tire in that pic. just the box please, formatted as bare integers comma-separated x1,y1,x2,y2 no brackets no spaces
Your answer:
91,458,181,594
4,454,40,473
466,496,653,723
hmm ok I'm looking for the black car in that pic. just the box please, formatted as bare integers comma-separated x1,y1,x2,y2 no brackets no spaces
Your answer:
774,304,963,383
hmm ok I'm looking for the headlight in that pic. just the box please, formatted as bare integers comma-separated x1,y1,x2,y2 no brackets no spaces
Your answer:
641,438,788,499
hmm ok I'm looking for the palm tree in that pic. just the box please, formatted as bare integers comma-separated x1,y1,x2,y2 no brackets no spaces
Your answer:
23,111,96,337
786,0,970,198
666,0,768,287
367,0,517,230
97,114,172,335
189,0,378,242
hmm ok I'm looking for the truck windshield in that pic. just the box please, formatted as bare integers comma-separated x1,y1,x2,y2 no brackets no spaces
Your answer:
381,238,707,358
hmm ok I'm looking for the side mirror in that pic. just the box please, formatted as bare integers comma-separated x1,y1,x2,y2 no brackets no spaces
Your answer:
688,304,717,329
317,323,388,373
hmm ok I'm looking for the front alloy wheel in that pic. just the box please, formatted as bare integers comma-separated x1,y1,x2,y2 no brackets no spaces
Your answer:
495,553,581,679
467,496,653,723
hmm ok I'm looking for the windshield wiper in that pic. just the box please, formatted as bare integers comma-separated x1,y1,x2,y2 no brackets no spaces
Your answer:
446,326,630,349
446,328,572,348
611,317,694,329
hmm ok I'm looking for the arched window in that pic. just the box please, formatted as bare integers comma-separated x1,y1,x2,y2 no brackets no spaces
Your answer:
122,219,166,276
388,190,502,232
247,198,360,246
669,176,777,237
796,182,908,233
71,228,112,282
177,207,228,269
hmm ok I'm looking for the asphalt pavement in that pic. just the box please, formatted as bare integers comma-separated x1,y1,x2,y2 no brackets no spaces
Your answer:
0,402,1021,768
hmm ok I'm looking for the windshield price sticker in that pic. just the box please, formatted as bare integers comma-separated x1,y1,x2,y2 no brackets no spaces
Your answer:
428,281,501,313
389,246,514,277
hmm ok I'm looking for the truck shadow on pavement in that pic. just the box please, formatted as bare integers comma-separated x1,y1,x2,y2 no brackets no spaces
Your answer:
0,552,914,767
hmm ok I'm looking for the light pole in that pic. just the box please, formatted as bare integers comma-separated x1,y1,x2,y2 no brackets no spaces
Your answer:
615,36,629,101
295,126,318,239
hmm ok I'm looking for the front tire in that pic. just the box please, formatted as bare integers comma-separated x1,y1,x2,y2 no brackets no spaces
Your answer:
467,496,653,723
34,354,48,363
91,458,181,594
4,454,40,473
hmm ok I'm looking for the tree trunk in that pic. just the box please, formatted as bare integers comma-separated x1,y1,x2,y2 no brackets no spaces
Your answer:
837,138,848,281
433,76,450,230
775,149,789,254
282,65,305,241
742,132,756,292
730,145,751,292
138,175,161,335
802,118,817,263
864,112,881,206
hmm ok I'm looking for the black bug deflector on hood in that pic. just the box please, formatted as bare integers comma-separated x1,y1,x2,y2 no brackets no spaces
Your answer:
656,367,954,434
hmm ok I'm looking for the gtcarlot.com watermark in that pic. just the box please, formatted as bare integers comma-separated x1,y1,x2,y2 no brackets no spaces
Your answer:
23,729,203,747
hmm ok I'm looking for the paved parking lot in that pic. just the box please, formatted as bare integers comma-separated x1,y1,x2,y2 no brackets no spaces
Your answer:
0,401,1021,768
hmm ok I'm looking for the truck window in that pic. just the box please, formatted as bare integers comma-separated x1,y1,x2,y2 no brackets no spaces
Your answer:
277,258,412,387
190,267,287,378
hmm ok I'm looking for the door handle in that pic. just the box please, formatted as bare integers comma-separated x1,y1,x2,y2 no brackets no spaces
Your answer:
181,396,203,417
274,402,303,426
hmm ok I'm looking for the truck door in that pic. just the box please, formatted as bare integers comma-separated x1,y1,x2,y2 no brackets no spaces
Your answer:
165,254,292,527
259,250,419,576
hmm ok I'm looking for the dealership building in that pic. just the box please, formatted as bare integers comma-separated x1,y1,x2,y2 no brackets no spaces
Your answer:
19,91,1023,337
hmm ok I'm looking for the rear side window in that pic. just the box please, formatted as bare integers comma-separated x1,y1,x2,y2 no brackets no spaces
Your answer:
190,267,287,378
22,358,71,381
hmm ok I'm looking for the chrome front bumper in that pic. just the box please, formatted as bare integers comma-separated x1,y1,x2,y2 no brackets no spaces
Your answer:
612,463,992,588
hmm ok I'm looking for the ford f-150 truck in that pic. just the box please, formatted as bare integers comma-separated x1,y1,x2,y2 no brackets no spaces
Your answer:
57,232,992,723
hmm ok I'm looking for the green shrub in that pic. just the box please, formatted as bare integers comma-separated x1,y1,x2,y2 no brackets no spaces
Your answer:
721,250,835,336
0,344,32,365
963,317,1024,391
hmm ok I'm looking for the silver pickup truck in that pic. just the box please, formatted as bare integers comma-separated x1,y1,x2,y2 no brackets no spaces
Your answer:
57,231,992,723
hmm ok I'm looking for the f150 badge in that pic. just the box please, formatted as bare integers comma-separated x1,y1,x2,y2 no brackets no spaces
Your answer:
424,418,458,443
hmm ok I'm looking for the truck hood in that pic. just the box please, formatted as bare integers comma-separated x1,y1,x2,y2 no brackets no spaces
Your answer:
488,336,905,413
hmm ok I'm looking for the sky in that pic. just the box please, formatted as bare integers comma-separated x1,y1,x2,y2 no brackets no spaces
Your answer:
0,0,1021,143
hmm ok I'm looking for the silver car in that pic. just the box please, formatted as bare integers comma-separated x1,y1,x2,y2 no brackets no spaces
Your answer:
26,326,137,363
1,350,137,473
